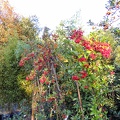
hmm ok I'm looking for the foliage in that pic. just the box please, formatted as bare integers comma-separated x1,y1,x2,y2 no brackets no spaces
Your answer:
87,1,120,118
0,0,41,110
0,0,40,44
0,37,30,106
111,27,120,66
15,16,40,41
0,0,18,43
18,23,116,119
0,0,119,120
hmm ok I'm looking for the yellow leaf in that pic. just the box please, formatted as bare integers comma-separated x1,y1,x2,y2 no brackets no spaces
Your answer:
64,59,68,63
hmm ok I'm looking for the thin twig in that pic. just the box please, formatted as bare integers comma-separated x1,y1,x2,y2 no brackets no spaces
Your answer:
51,62,61,92
76,81,84,120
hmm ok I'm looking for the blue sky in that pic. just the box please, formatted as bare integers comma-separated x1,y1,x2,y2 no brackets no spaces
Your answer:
8,0,108,34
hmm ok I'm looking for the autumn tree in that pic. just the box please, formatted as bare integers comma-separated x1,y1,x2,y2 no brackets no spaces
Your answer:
0,0,40,44
0,0,18,43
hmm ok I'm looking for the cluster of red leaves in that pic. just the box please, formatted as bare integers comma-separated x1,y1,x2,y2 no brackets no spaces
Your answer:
39,70,55,84
70,29,84,43
72,71,88,81
19,52,35,67
19,42,58,85
78,57,87,62
71,29,112,83
110,71,115,75
62,114,67,119
92,42,112,58
80,71,87,78
82,40,92,50
84,85,89,89
89,53,97,60
72,75,80,81
70,29,112,58
39,75,47,84
26,70,36,81
19,48,50,82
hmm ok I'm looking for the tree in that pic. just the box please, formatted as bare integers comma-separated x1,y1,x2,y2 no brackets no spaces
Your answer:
0,0,40,44
0,37,29,108
0,0,40,113
93,1,120,119
19,21,115,120
15,16,40,41
0,0,18,43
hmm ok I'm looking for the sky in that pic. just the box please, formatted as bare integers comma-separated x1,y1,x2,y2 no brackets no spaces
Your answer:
8,0,108,34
